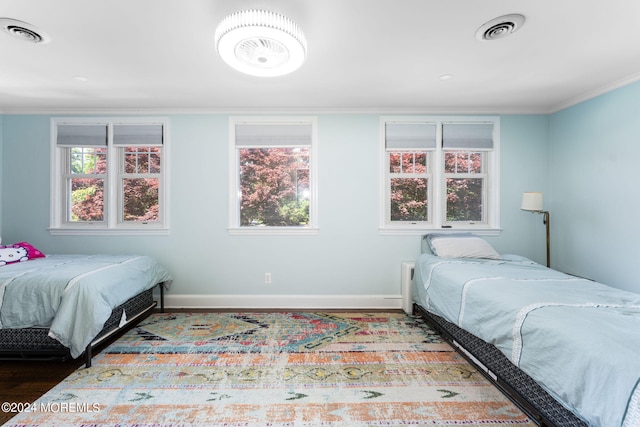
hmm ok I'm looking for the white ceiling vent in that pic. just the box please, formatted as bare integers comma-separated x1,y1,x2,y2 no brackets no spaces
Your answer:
0,18,51,43
476,14,525,41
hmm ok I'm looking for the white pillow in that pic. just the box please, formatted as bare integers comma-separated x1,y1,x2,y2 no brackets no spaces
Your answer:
426,233,501,259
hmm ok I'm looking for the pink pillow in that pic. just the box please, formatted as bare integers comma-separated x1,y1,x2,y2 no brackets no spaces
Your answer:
0,242,46,266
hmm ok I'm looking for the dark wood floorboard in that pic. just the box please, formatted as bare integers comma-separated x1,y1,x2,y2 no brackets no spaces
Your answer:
0,358,83,424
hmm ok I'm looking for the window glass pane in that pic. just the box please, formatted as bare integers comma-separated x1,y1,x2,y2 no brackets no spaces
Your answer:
389,152,401,173
446,178,483,221
122,178,159,221
410,152,427,173
389,152,427,174
390,178,428,221
445,151,483,174
150,151,161,173
468,152,482,173
70,147,107,174
70,178,104,221
124,146,161,174
239,147,310,227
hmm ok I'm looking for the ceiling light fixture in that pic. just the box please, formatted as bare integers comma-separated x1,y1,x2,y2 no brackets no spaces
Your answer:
214,10,307,77
0,18,50,43
475,14,525,41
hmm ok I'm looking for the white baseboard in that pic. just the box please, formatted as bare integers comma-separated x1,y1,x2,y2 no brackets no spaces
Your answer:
163,294,403,310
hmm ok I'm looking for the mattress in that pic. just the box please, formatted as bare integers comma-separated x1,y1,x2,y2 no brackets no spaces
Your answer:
413,252,640,427
0,254,172,357
0,287,154,358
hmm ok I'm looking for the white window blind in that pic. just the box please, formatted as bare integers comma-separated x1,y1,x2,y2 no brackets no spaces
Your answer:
56,124,108,147
113,124,164,146
442,123,494,150
385,123,437,150
235,123,312,147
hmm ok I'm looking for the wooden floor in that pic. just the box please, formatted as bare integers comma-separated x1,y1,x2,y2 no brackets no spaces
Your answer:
0,309,149,424
0,358,83,424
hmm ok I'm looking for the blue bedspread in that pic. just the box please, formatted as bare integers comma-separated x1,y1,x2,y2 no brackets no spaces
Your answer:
0,254,172,358
413,253,640,427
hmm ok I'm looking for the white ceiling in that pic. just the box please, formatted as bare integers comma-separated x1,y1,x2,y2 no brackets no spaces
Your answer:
1,0,639,114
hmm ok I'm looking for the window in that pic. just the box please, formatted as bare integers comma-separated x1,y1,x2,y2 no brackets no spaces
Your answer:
50,118,169,235
381,116,499,234
229,117,317,234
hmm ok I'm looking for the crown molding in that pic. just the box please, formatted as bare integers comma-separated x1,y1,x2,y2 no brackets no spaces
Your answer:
548,72,640,113
0,106,550,115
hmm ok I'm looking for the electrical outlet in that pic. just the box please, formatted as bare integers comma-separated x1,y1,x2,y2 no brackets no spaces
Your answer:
264,273,272,284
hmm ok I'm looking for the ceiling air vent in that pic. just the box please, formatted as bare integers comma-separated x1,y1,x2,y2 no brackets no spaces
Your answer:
476,14,525,41
0,18,51,43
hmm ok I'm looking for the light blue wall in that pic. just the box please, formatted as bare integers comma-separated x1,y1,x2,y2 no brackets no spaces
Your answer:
550,82,640,293
499,115,550,262
0,115,3,241
0,113,549,303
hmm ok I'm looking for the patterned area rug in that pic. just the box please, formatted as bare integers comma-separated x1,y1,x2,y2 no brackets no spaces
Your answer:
5,312,535,426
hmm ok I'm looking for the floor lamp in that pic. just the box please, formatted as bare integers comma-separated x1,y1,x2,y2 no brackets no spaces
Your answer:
521,192,550,268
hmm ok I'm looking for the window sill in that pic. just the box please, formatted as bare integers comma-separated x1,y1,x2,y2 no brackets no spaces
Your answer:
379,227,502,236
48,227,170,236
228,226,319,236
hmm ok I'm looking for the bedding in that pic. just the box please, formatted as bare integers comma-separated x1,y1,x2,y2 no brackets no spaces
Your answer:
425,233,502,259
413,250,640,427
0,254,172,358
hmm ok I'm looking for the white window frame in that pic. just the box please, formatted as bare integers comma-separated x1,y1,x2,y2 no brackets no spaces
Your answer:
49,117,170,236
380,116,500,235
228,116,318,235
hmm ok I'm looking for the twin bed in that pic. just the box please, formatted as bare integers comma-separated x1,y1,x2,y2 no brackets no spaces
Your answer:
0,243,172,367
412,234,640,427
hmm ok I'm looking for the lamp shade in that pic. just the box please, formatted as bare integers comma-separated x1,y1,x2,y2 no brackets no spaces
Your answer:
521,192,543,211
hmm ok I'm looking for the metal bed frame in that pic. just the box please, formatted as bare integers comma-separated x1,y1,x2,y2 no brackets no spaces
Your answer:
0,283,165,368
413,303,587,427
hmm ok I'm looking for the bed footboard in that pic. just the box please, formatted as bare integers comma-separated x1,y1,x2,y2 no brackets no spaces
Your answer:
413,304,587,427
